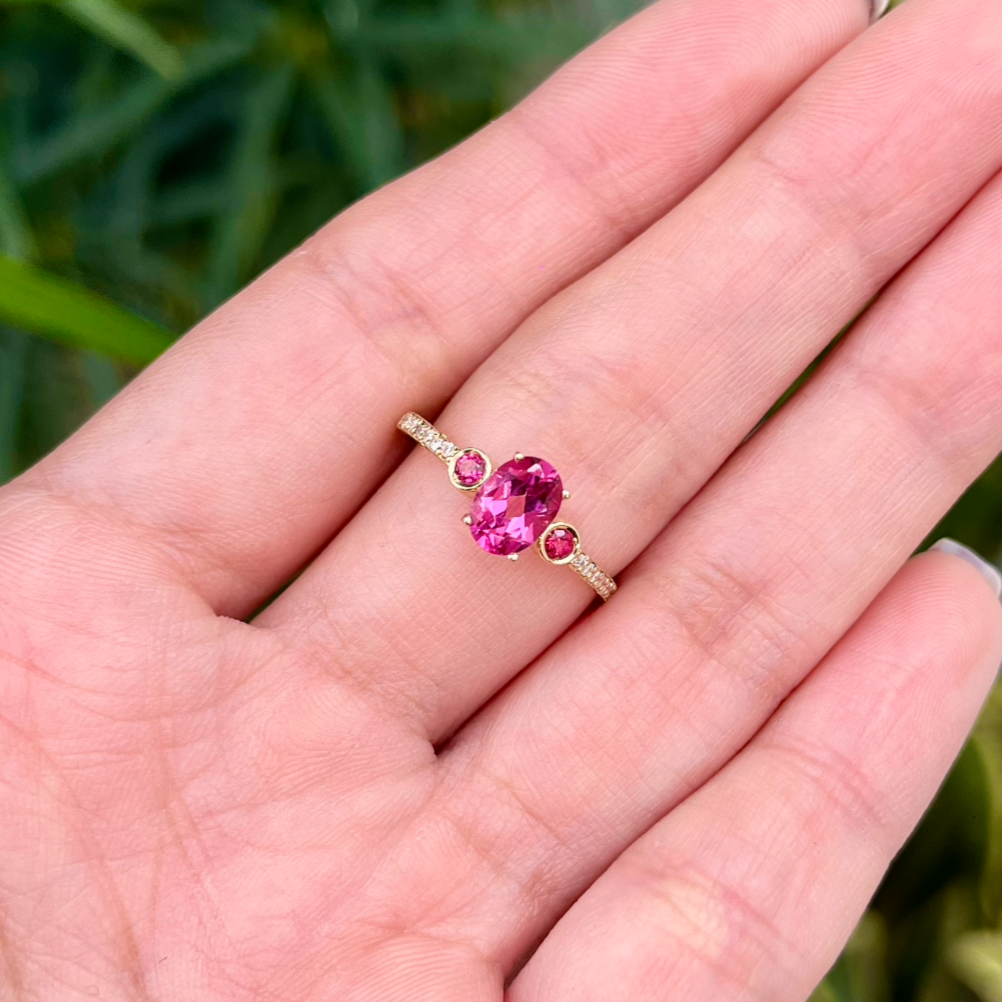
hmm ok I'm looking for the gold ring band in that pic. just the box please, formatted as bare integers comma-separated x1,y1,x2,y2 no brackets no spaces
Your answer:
398,412,617,601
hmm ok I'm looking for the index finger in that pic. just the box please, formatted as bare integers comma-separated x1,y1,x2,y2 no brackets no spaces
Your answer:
17,0,869,616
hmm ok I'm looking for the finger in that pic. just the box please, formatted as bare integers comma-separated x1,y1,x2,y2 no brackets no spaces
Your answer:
428,158,1002,964
264,0,1002,736
13,0,866,617
508,547,1002,1001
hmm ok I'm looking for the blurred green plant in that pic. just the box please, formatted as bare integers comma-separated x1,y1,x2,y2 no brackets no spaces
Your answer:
2,1,1002,999
0,254,171,360
0,0,625,472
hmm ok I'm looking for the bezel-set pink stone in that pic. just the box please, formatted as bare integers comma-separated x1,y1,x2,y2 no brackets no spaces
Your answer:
451,449,489,489
468,456,563,557
540,523,579,564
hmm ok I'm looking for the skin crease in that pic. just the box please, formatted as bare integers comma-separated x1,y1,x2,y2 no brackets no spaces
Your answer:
2,1,1002,1002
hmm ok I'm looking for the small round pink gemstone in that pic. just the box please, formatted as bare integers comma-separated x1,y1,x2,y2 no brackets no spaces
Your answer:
469,456,563,556
543,527,576,561
454,450,487,487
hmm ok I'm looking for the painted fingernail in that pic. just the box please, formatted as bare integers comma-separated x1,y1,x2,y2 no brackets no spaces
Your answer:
930,538,1002,598
871,0,890,22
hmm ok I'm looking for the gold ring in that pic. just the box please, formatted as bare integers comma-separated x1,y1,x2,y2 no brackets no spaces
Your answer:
398,412,617,601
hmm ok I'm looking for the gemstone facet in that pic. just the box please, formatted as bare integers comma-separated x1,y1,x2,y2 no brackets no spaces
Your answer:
469,457,563,556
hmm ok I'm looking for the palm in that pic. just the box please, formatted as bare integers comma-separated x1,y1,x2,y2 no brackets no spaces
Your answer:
0,552,423,996
0,523,469,997
5,0,1002,999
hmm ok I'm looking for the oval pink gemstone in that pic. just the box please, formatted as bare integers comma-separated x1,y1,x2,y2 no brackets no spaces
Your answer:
469,457,563,556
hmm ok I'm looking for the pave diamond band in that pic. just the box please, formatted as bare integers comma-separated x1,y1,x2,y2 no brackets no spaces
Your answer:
398,412,617,601
568,550,617,602
398,412,459,463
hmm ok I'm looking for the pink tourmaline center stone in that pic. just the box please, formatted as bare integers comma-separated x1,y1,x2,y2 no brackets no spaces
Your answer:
469,457,563,556
543,527,576,561
454,450,487,487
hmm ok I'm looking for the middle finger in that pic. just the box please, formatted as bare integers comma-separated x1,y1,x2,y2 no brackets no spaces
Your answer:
261,0,1002,739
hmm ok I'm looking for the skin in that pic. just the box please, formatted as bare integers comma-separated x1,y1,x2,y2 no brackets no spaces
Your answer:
2,0,1002,998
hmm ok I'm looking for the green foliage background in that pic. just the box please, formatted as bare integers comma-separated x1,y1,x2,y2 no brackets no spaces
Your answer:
1,1,1001,998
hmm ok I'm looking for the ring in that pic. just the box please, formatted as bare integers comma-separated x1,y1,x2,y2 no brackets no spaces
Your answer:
398,412,617,601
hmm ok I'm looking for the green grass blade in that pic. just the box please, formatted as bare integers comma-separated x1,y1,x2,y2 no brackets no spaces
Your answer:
205,64,295,305
351,12,590,62
15,36,256,183
53,0,183,78
310,61,404,193
0,158,36,261
972,688,1002,923
949,931,1002,1002
0,328,30,483
0,256,173,364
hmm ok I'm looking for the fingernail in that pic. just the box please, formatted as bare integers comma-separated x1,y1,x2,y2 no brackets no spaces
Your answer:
871,0,890,22
930,538,1002,598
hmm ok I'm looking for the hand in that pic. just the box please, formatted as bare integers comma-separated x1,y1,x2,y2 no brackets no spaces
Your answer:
4,0,1002,998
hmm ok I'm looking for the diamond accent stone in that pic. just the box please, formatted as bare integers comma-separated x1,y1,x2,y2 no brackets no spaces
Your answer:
398,413,456,465
569,549,616,599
